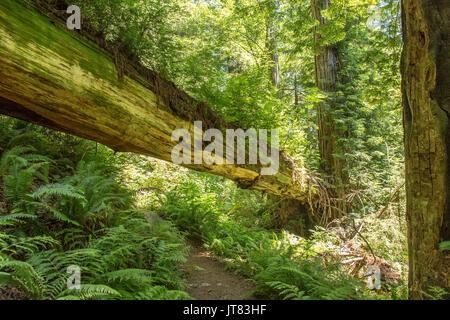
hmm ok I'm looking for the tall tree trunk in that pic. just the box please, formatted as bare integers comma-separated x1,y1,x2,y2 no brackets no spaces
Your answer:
401,0,450,299
311,0,348,217
265,0,281,89
267,27,280,89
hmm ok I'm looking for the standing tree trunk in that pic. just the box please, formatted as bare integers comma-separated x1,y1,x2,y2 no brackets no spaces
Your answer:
265,0,281,90
401,0,449,299
266,25,280,89
311,0,349,217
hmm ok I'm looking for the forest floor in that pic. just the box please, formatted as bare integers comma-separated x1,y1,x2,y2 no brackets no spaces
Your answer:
184,238,256,300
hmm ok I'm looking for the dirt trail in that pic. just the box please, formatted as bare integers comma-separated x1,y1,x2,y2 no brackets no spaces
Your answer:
184,238,256,300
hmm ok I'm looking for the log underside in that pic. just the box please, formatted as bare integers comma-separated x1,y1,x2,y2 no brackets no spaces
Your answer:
0,0,316,206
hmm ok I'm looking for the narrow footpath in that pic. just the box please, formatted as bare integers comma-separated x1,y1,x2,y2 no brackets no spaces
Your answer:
184,238,256,300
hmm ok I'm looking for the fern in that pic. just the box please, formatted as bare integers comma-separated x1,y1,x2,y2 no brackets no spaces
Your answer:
254,258,363,300
0,127,190,301
54,228,88,250
22,249,104,299
135,286,193,300
57,284,121,300
101,268,155,295
0,146,37,175
1,145,51,208
439,241,450,252
4,171,34,204
32,183,86,202
0,260,44,299
265,281,310,300
0,235,59,257
28,201,81,226
0,213,36,226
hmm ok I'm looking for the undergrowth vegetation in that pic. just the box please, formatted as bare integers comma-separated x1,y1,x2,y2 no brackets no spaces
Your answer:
151,176,407,300
0,116,409,300
0,117,191,300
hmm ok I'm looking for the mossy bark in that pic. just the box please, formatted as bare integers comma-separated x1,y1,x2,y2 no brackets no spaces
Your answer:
0,0,316,205
401,0,449,299
311,0,349,218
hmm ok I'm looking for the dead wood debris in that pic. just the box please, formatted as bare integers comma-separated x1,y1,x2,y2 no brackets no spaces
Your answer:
321,219,400,289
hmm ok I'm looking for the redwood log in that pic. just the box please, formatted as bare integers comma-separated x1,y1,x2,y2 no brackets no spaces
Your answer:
0,0,315,204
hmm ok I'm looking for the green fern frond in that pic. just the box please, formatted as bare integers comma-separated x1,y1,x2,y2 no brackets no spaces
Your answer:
135,285,193,300
0,259,44,299
58,284,121,300
0,146,37,174
28,201,81,226
0,213,36,226
32,184,86,203
0,235,59,257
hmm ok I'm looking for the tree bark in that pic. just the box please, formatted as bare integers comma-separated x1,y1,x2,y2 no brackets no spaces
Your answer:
265,0,281,89
0,0,317,205
266,27,280,89
311,0,349,217
401,0,450,299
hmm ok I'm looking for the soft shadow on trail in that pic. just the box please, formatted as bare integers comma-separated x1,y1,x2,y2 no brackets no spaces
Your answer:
184,238,256,300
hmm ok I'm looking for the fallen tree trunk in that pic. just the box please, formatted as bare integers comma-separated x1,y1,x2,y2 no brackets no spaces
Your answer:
0,0,317,205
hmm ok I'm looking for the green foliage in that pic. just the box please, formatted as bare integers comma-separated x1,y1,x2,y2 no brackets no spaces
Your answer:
420,286,449,301
69,0,183,78
439,241,450,252
58,284,121,300
253,258,362,300
1,145,50,207
0,259,44,299
0,120,191,300
0,234,58,259
0,0,412,300
265,281,310,300
155,177,368,300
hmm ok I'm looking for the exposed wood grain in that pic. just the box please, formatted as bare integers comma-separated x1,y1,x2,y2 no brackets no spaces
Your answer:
0,0,316,204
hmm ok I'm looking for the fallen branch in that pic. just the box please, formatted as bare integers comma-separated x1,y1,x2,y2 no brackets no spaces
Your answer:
375,183,405,218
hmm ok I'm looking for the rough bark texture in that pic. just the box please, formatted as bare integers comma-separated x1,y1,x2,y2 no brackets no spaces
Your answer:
264,0,281,92
266,21,280,89
401,0,450,299
0,0,317,205
311,0,349,217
